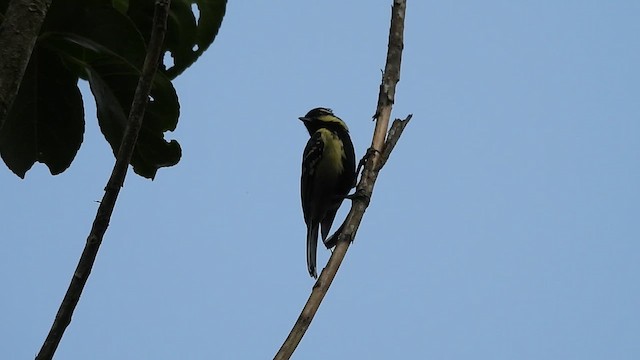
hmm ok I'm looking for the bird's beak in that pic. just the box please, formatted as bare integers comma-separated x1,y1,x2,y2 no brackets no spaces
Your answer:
298,116,310,122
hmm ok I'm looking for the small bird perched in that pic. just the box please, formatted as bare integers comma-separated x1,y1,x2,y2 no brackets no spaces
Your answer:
299,107,356,278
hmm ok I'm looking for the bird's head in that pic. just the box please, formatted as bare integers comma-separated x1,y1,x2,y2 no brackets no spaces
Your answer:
299,107,349,135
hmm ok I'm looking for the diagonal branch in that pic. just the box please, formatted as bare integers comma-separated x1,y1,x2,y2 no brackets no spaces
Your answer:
274,1,409,359
35,1,172,359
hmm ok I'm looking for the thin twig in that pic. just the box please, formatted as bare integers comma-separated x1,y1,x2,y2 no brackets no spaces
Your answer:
377,114,413,170
0,0,52,131
274,1,409,359
35,1,172,359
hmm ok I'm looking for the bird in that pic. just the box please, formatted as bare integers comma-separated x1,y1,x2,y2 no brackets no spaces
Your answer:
299,107,356,278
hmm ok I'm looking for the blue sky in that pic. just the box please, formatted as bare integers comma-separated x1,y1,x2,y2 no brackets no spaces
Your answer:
2,1,639,359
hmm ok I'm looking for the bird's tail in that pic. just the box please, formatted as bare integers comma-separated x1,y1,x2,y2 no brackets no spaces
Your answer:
306,224,319,278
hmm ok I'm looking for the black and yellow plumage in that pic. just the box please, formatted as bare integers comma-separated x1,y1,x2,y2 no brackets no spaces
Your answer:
299,107,356,278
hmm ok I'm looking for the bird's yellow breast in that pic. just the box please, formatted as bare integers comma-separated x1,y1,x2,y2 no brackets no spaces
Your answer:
317,128,345,175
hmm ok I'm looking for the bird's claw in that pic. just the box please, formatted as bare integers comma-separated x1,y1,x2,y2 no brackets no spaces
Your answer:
346,188,370,206
356,147,381,176
323,227,354,249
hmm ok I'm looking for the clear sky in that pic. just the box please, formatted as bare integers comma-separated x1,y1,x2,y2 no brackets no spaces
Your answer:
2,1,639,359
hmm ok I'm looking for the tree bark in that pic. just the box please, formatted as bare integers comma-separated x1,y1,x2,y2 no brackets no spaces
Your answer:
0,0,52,131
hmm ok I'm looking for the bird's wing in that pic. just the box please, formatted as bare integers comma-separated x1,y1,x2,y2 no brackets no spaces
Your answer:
301,131,324,223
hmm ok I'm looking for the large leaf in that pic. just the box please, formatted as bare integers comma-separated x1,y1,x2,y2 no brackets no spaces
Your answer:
85,63,181,179
42,3,181,179
1,0,225,178
41,4,147,78
0,47,84,178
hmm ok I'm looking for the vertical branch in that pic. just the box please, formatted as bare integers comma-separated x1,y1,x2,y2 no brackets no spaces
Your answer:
372,0,406,154
0,0,52,131
274,1,410,359
35,1,172,359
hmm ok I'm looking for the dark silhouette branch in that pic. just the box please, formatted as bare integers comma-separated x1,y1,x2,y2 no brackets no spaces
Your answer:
274,1,410,359
35,1,172,359
0,0,52,131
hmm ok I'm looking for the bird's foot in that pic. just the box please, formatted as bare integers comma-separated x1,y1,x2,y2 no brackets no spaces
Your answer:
355,147,381,182
345,188,370,206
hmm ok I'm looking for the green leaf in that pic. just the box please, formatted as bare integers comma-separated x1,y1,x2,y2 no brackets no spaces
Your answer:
128,0,227,79
48,29,180,179
42,4,147,73
170,0,226,77
0,48,84,178
1,0,221,178
34,50,85,175
111,0,129,14
0,0,8,22
85,60,181,179
0,61,37,178
192,0,227,54
42,3,181,179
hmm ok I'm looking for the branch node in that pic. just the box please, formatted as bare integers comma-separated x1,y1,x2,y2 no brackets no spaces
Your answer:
377,114,412,171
